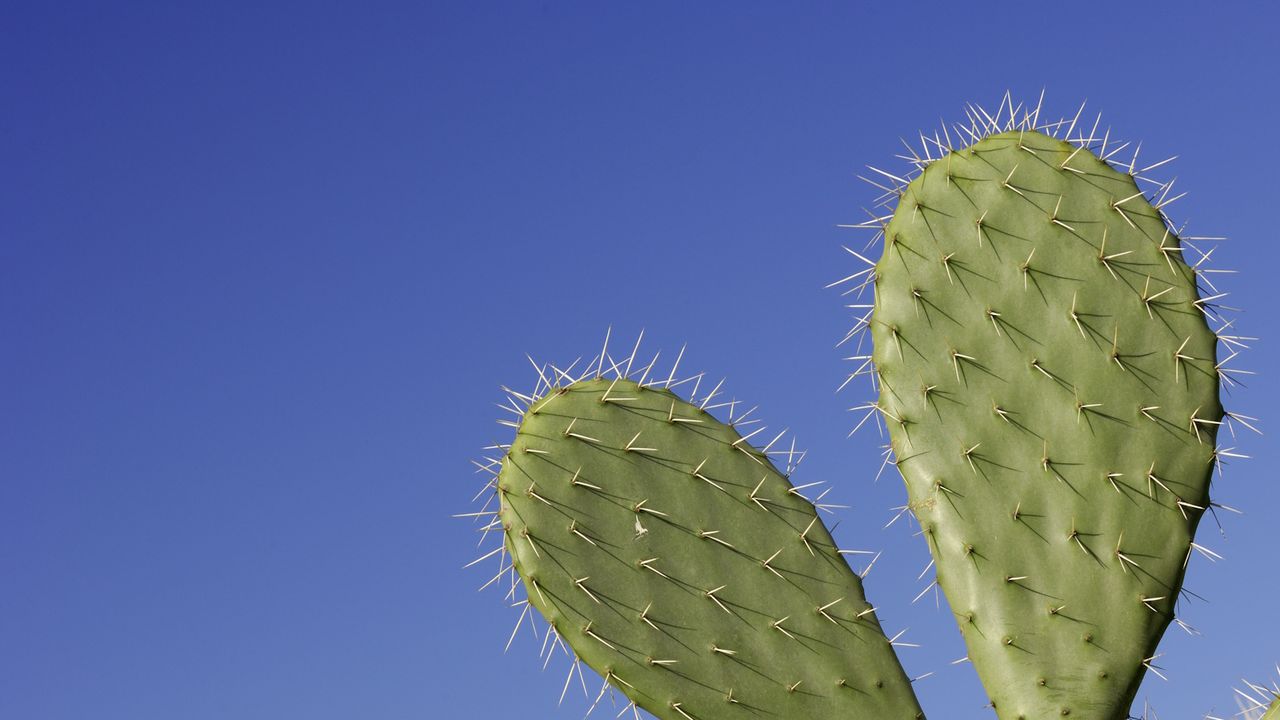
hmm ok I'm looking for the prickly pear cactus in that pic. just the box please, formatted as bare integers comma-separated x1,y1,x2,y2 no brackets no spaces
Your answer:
490,371,923,719
868,123,1222,717
466,97,1254,720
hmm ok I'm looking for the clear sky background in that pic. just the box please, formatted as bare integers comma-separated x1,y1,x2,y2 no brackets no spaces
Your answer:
3,2,1277,718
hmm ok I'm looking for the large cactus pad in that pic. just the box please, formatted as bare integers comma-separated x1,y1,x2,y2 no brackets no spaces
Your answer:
871,130,1221,719
497,376,923,719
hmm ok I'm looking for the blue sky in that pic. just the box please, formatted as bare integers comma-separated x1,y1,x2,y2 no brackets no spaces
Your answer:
2,2,1277,718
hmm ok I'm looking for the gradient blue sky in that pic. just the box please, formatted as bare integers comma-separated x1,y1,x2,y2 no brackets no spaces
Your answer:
3,3,1277,718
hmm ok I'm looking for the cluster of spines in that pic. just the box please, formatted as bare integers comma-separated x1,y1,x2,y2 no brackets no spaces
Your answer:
1202,669,1280,720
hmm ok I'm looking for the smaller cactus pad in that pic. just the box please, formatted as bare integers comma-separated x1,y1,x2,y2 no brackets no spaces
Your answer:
495,376,923,720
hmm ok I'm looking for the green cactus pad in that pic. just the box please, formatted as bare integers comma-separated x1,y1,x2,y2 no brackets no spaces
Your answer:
871,129,1221,719
496,376,923,720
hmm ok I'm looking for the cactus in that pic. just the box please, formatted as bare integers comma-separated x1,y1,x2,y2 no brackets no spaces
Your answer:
860,108,1224,717
482,357,924,719
465,96,1254,720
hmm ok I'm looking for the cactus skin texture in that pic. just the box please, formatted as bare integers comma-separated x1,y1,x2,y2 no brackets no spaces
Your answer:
497,376,924,720
1265,696,1280,720
871,128,1221,719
